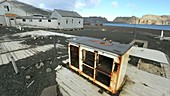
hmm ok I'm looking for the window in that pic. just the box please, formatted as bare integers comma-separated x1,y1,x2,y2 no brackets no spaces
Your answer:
58,22,60,25
79,21,80,24
82,50,95,67
4,6,10,11
66,20,68,24
48,19,51,22
72,19,73,23
70,45,79,68
66,19,69,24
39,19,42,22
96,70,111,87
10,18,14,20
96,55,113,74
82,50,95,78
22,19,26,22
113,63,119,72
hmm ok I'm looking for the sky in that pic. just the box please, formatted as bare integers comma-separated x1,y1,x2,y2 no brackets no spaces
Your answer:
17,0,170,21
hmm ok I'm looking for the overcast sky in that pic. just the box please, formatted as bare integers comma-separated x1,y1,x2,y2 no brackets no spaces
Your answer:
17,0,170,21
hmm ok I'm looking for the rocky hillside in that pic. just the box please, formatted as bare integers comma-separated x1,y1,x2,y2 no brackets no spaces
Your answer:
113,16,139,24
113,15,170,25
83,16,109,24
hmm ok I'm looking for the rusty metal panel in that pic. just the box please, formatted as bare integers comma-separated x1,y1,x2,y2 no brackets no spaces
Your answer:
5,13,17,17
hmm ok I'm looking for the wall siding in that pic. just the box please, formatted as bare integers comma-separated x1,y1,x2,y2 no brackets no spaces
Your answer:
16,18,58,29
0,2,29,16
0,15,6,26
50,11,83,29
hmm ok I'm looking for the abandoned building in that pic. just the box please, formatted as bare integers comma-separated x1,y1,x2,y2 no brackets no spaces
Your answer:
68,37,132,94
15,16,58,29
50,9,83,30
0,0,50,26
0,0,83,29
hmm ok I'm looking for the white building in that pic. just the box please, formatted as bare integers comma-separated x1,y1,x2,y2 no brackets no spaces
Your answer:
0,0,50,26
16,17,58,29
0,0,83,30
50,9,83,30
0,15,6,26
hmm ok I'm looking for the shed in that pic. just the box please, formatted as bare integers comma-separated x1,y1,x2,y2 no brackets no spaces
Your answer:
50,9,83,29
67,37,132,94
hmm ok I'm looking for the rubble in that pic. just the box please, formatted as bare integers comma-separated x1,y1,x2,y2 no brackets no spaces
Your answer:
25,75,31,80
46,68,52,73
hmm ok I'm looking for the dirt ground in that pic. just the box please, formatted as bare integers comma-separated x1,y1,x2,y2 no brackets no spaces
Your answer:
56,25,170,58
0,25,170,96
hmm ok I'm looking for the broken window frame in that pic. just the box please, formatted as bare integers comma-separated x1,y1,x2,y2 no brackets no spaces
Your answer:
22,19,26,22
4,5,10,11
39,19,42,22
96,70,111,87
81,48,118,87
96,54,114,76
70,45,79,69
48,19,51,22
82,49,95,68
82,49,95,78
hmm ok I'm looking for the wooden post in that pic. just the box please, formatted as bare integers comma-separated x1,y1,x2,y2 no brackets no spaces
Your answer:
11,56,19,74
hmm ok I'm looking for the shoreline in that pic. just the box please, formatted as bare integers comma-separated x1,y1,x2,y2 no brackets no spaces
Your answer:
103,23,170,31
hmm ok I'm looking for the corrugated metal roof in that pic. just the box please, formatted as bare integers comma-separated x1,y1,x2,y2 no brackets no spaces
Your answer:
54,9,82,18
9,1,51,17
68,37,132,55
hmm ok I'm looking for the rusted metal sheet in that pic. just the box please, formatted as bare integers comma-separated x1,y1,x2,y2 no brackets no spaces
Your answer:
5,13,17,17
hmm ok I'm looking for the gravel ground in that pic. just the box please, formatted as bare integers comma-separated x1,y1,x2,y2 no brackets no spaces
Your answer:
0,25,170,96
53,25,170,58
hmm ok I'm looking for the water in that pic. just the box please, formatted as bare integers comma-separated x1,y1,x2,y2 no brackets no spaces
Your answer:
103,23,170,31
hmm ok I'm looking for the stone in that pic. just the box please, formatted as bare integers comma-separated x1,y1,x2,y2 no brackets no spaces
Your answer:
40,62,44,66
35,62,44,69
46,68,52,72
21,66,25,69
26,75,31,79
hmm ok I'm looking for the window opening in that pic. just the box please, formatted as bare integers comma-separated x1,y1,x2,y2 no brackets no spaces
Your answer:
70,45,79,68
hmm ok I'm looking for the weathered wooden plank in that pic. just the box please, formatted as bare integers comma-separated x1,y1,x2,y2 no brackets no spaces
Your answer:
120,65,170,96
0,54,10,65
56,67,110,96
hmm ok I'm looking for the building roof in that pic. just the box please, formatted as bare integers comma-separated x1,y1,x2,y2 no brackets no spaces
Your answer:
54,9,82,18
8,1,51,17
68,37,132,55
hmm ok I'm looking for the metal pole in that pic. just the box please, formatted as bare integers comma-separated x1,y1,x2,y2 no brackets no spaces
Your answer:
133,17,137,40
11,56,19,74
53,37,57,57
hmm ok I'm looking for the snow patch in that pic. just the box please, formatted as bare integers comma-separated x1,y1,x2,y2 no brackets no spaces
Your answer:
14,30,76,38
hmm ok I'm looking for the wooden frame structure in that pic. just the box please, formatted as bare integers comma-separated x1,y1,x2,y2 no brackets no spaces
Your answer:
68,37,132,94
